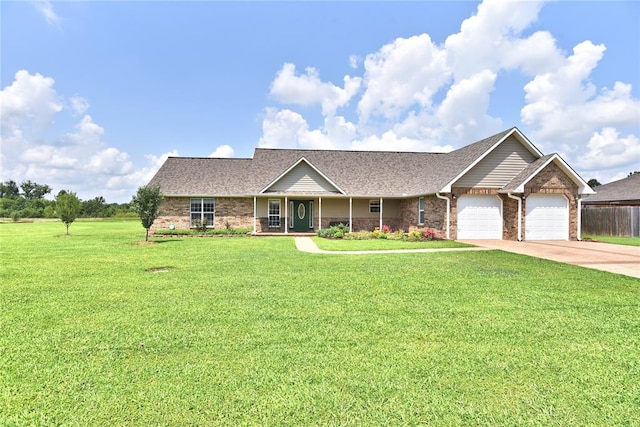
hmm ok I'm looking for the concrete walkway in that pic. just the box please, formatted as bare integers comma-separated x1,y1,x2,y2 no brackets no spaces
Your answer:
294,236,488,255
460,240,640,279
295,237,640,279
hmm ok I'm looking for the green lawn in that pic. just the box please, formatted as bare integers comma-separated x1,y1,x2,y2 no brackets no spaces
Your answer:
582,234,640,247
1,221,639,425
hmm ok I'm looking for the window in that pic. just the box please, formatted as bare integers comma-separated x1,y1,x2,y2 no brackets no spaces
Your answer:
268,199,281,228
190,198,215,227
309,201,314,228
418,197,425,225
369,199,381,213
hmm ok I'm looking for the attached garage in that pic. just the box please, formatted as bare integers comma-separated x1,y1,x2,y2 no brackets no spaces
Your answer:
457,195,503,239
525,194,568,240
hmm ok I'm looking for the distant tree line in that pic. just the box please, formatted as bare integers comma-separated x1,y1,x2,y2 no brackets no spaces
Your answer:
0,179,135,221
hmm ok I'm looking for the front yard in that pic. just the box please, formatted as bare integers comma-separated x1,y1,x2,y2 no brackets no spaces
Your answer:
1,221,638,425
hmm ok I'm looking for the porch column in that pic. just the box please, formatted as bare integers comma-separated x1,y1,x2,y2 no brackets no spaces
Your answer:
318,197,322,230
379,197,383,230
284,196,288,234
349,197,353,233
577,195,582,241
253,196,257,234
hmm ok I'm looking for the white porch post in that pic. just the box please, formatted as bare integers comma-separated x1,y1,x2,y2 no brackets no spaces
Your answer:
577,195,582,241
284,196,288,234
318,197,322,230
349,197,353,233
253,196,257,234
379,197,383,230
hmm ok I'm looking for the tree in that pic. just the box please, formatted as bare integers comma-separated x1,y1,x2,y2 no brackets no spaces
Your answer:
0,180,20,198
20,180,51,199
56,192,82,235
628,171,640,177
587,178,601,188
131,185,163,241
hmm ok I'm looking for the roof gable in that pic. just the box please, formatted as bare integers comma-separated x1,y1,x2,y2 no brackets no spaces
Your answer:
440,127,542,192
260,157,344,194
500,153,595,195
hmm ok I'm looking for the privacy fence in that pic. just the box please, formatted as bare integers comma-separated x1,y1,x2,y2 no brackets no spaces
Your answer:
581,206,640,237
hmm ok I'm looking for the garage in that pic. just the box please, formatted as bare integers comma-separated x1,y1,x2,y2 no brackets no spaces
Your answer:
457,195,503,239
525,194,568,240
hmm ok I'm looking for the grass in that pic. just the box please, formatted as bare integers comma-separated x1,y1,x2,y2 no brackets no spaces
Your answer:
582,234,640,247
312,236,473,251
1,221,639,425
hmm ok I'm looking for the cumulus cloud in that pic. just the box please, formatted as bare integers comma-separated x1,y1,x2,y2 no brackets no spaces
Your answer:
260,0,638,184
0,70,172,202
270,63,361,117
576,129,640,172
209,145,234,158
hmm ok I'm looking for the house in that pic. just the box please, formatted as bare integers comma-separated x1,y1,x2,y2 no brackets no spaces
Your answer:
582,173,640,207
581,173,640,237
147,127,595,241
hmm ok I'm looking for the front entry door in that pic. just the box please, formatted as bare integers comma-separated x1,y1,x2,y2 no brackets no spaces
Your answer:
290,200,313,232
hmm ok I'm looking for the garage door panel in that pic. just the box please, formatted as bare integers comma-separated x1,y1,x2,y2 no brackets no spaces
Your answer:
525,194,568,240
457,195,502,240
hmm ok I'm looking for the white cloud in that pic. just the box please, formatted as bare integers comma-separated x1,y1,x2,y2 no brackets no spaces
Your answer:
0,70,62,135
270,63,361,117
30,1,60,27
69,95,90,115
260,0,638,186
0,70,170,202
577,128,640,171
209,145,234,158
358,34,449,122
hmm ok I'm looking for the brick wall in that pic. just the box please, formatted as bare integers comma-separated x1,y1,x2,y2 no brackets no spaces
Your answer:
399,196,447,239
151,197,254,232
524,162,579,240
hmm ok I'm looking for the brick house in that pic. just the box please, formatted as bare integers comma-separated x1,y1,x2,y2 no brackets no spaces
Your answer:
147,127,595,240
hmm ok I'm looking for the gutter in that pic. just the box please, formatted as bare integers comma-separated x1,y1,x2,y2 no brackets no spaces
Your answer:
435,193,450,240
507,192,523,241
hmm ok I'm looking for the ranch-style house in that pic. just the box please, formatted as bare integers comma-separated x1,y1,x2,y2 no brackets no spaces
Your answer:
147,127,595,241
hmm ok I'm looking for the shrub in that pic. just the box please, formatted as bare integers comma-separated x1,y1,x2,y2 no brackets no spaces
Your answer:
317,223,349,239
193,218,208,233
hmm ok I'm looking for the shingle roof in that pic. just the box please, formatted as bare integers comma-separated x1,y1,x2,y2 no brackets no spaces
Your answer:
147,158,254,196
582,173,640,203
147,127,557,198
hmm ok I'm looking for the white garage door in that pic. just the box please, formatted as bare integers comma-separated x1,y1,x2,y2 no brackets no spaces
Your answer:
525,194,568,240
457,195,502,239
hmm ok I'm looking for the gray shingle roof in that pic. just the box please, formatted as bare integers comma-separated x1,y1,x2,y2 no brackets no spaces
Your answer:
146,127,550,198
582,173,640,203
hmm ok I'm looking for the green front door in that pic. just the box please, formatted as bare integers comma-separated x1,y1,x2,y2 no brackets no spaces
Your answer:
291,200,313,232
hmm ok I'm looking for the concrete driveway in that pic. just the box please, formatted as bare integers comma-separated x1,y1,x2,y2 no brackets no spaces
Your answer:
461,240,640,279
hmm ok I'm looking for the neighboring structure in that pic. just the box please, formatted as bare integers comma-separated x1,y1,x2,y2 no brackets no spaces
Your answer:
147,127,595,240
581,173,640,237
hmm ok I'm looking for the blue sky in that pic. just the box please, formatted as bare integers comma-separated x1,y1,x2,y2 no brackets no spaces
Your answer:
1,1,639,203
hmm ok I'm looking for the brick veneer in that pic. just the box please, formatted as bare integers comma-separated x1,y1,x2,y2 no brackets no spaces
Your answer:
151,197,254,232
523,162,579,240
152,161,579,240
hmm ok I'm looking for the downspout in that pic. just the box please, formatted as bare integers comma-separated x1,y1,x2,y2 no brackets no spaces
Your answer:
507,192,522,241
435,193,450,240
253,196,257,234
379,197,383,230
349,197,353,233
577,195,582,241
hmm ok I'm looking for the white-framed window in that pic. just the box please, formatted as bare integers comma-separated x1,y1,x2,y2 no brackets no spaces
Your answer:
369,199,381,213
268,199,281,228
418,197,425,225
190,198,215,227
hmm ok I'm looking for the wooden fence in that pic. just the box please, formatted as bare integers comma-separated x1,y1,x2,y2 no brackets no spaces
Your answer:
581,206,640,237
